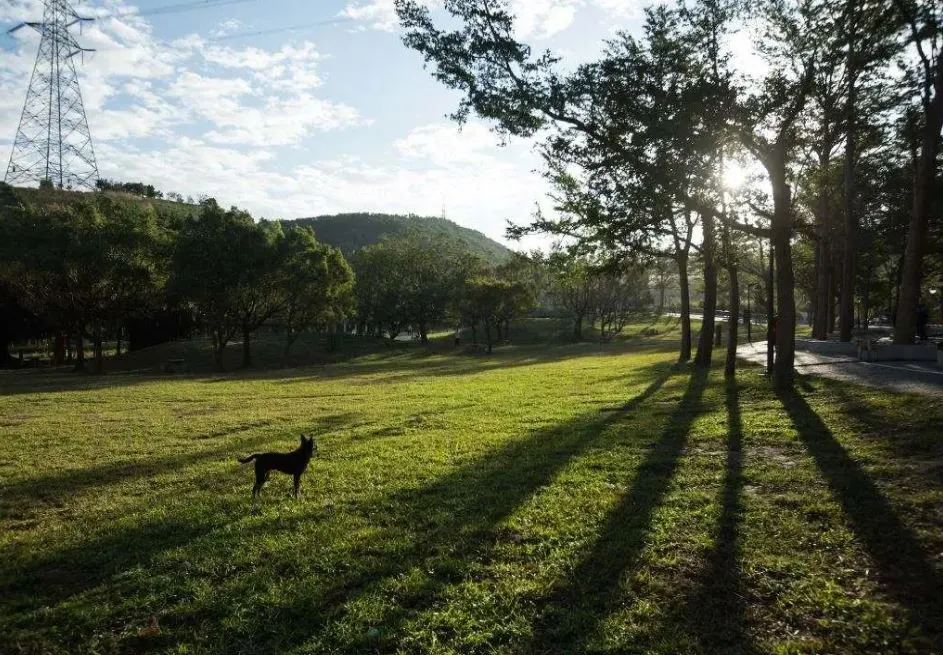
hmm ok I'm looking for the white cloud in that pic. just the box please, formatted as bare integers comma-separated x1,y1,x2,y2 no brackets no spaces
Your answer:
591,0,644,20
509,0,580,39
341,0,400,32
395,123,509,167
1,3,551,245
211,18,246,38
1,10,361,151
340,0,641,39
94,122,548,244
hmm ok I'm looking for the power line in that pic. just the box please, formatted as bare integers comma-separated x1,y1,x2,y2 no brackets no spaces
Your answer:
133,0,261,18
209,16,355,42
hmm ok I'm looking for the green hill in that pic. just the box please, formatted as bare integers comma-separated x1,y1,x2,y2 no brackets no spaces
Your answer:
289,213,512,265
9,187,512,265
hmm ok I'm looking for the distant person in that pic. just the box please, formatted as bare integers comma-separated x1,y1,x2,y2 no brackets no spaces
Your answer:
770,315,779,349
916,303,929,341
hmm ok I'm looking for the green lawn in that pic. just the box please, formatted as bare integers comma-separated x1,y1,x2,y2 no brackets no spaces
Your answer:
1,334,941,653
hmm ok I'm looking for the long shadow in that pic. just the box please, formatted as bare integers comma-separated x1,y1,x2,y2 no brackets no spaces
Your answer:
0,339,678,396
824,381,943,471
524,366,709,652
231,361,683,653
777,387,943,643
0,414,353,515
684,377,753,653
2,363,681,653
0,511,226,625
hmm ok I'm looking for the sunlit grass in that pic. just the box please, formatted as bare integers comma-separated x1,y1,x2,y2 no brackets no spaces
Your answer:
1,326,940,653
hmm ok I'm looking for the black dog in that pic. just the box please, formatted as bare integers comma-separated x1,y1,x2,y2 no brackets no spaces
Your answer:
239,435,317,499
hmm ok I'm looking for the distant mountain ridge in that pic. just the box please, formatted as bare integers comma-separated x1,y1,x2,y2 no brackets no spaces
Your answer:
289,213,512,265
8,186,513,265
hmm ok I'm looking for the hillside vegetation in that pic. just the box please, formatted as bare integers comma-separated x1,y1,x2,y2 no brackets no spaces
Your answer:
12,186,199,222
10,188,512,266
291,213,512,265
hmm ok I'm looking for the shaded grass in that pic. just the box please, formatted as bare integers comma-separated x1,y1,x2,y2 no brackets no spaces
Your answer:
0,339,941,654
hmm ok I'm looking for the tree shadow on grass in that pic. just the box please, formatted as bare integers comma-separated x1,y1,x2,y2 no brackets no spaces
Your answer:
683,377,754,654
225,362,684,653
0,512,226,628
0,340,677,396
777,387,943,645
0,413,353,517
2,363,682,653
822,380,943,470
523,366,709,653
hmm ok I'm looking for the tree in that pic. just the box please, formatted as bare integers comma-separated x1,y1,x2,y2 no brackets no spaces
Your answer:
0,194,165,373
590,265,650,341
546,252,595,341
277,225,355,359
351,234,482,341
170,201,283,371
893,0,943,343
460,276,529,353
398,0,731,367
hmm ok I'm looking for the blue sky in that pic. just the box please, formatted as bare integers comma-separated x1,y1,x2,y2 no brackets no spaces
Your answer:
1,0,652,246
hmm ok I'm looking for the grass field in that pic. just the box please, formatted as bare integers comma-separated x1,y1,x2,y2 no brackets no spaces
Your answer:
1,327,941,653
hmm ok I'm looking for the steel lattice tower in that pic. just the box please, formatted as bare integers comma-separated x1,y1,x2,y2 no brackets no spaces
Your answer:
4,0,98,190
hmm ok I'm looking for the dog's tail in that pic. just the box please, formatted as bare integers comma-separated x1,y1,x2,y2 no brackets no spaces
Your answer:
238,454,258,464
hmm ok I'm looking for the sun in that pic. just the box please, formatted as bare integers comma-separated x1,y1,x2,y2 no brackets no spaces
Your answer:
722,161,749,190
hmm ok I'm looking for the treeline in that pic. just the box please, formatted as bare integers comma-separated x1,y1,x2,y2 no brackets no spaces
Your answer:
0,186,353,372
0,183,657,371
348,238,651,352
95,178,197,204
398,0,943,387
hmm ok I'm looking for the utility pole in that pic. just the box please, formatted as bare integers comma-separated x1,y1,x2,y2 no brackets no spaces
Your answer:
4,0,99,190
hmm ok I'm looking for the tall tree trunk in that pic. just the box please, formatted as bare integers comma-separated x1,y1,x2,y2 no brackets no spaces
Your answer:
695,210,717,367
213,330,225,372
725,264,740,378
573,315,583,341
839,10,859,342
771,173,796,387
895,54,943,344
827,253,838,333
485,323,493,354
677,253,692,362
813,235,830,339
93,324,104,375
242,326,252,368
54,332,65,366
763,241,775,376
74,331,85,372
283,325,296,365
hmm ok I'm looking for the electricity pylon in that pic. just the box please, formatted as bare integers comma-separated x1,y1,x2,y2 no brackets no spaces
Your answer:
4,0,99,190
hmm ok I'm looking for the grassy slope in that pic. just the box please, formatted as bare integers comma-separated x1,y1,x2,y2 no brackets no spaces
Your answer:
12,186,200,221
0,324,941,654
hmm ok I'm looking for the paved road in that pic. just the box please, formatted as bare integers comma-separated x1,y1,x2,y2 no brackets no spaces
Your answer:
738,341,943,396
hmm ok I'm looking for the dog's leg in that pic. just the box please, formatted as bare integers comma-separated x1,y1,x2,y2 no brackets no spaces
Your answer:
254,467,269,499
293,473,301,499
